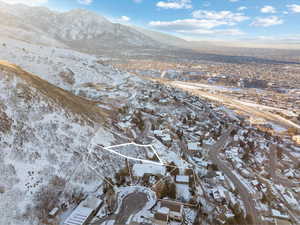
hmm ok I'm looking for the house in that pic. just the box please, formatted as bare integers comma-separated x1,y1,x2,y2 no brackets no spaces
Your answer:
153,130,172,146
132,163,166,178
211,188,223,203
271,209,289,220
187,142,202,156
175,175,191,201
249,117,266,125
175,175,189,185
63,195,103,225
153,207,169,225
187,142,201,151
292,135,300,145
48,207,60,218
160,200,184,221
64,207,94,225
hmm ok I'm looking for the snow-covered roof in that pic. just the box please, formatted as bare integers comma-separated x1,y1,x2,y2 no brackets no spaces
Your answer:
157,207,170,215
132,163,166,177
175,175,189,183
176,183,191,201
271,209,289,219
187,142,200,151
49,207,59,216
63,206,94,225
64,195,102,225
79,195,103,210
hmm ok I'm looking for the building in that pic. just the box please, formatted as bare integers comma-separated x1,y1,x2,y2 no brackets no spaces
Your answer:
175,175,191,201
64,195,103,225
48,207,60,218
292,135,300,145
175,175,189,185
187,142,201,151
187,142,202,156
271,209,289,220
132,163,166,178
160,200,184,221
249,117,266,125
153,207,169,225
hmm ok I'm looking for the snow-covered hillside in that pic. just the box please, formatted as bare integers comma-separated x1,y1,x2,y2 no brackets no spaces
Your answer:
0,32,154,224
0,37,140,94
0,61,119,224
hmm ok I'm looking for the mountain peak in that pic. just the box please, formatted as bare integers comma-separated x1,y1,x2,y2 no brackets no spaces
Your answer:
65,8,108,22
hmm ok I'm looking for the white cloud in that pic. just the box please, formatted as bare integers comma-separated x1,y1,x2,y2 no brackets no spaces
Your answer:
78,0,93,5
192,10,249,23
149,18,245,36
229,0,239,2
0,0,47,6
251,16,283,27
237,6,247,11
261,6,276,14
120,16,130,22
114,16,131,23
149,9,248,37
287,4,300,13
177,28,244,35
149,19,230,30
156,0,192,9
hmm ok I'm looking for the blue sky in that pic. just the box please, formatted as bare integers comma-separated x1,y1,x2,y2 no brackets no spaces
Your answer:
4,0,300,41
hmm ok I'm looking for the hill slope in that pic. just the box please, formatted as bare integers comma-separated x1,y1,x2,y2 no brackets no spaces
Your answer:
0,61,115,225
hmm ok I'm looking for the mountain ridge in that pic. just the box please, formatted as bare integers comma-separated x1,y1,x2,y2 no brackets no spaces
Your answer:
0,1,167,53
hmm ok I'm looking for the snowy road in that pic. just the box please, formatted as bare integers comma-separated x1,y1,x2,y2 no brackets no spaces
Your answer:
206,128,264,225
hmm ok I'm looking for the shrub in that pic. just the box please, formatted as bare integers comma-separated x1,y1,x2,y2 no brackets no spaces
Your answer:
0,186,5,194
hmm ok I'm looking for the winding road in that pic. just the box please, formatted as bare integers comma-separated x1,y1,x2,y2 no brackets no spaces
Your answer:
206,128,264,225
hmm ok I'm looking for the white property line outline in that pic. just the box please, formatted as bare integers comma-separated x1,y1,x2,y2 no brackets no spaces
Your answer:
89,141,199,193
103,142,165,165
90,142,193,170
85,127,200,199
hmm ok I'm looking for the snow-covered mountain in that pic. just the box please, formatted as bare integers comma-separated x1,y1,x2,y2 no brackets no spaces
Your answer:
0,1,164,53
0,3,65,47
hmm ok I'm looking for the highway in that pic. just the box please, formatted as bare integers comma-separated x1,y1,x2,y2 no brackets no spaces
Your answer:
162,80,300,131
